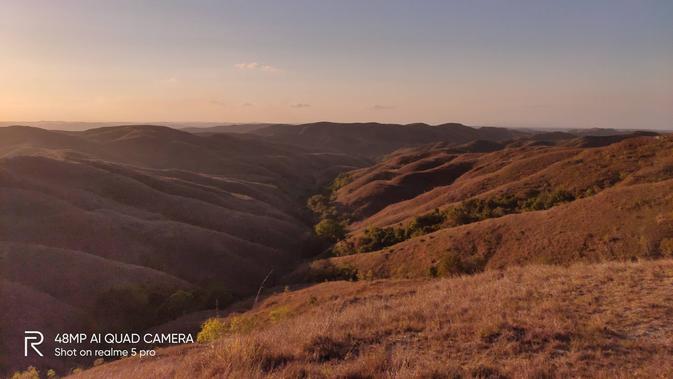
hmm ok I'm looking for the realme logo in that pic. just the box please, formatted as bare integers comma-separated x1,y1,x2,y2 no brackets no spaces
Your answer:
24,331,44,357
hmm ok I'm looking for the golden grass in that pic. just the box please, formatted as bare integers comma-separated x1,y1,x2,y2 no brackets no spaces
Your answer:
71,259,673,378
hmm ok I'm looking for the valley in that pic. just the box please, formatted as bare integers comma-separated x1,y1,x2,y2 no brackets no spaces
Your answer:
2,123,672,378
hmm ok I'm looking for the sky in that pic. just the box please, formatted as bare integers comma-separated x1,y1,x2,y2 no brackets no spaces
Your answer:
1,0,672,129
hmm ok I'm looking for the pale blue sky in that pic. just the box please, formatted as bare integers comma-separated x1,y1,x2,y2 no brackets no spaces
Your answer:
1,0,671,128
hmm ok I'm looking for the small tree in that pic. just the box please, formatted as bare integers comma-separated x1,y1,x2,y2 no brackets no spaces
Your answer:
314,218,346,242
358,227,403,252
408,209,446,236
307,194,330,215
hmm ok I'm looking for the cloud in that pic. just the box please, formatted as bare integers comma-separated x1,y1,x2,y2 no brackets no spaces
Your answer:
209,100,227,108
290,103,311,108
234,62,281,73
241,102,254,107
158,77,179,86
371,104,395,110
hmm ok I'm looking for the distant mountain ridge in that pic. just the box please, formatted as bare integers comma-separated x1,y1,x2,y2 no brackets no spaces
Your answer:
248,122,526,157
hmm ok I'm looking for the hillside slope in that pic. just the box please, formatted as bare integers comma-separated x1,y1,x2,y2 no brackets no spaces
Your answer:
71,259,673,378
335,134,666,229
0,125,368,374
252,122,525,157
296,135,673,281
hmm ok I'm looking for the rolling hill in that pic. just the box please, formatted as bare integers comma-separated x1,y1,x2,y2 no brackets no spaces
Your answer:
0,124,368,374
250,122,526,158
1,122,530,375
5,123,670,377
70,259,673,378
293,134,673,282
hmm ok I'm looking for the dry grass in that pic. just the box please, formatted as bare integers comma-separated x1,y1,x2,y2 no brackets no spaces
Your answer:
72,259,673,378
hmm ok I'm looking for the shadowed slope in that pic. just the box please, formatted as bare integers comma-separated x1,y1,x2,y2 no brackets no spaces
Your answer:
252,122,525,157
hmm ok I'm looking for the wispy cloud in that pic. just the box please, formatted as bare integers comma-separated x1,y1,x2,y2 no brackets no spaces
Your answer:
234,62,281,73
290,103,311,108
371,104,395,110
158,77,179,86
209,99,227,108
241,102,254,107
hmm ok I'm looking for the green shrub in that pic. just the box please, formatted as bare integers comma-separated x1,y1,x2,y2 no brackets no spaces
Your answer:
199,283,236,310
330,172,352,192
94,285,159,331
312,264,359,282
314,218,347,242
446,191,574,227
157,290,195,319
358,227,404,252
332,239,357,256
407,209,446,236
307,194,336,218
522,190,575,211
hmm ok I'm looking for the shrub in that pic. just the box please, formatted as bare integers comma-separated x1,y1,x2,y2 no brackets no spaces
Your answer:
522,190,575,211
197,315,258,343
269,306,291,322
199,283,236,311
660,238,673,257
307,194,335,218
446,191,574,227
304,335,356,362
311,264,359,282
358,227,404,252
330,172,352,192
197,318,228,343
332,239,357,256
157,290,196,319
428,265,439,278
11,367,40,379
407,209,446,236
314,218,347,242
228,315,258,333
437,252,485,276
94,285,158,331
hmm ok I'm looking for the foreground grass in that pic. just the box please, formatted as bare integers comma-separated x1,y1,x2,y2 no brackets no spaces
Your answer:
71,260,673,378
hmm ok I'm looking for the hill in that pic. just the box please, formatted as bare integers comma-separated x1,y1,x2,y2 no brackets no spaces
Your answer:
333,133,664,228
70,259,673,378
251,122,526,158
294,134,673,281
181,124,277,134
0,124,368,374
4,123,668,376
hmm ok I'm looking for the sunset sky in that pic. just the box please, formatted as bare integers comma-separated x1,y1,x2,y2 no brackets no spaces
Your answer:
1,0,672,129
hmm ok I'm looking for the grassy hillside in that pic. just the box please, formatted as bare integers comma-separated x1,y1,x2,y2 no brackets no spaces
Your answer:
334,134,666,230
4,124,669,377
295,177,673,282
70,260,673,378
0,125,370,374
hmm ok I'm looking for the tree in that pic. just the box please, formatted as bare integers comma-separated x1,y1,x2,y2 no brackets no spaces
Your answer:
158,290,195,319
314,218,346,242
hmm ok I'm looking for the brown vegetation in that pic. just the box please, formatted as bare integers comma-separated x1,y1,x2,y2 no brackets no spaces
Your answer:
71,259,673,378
